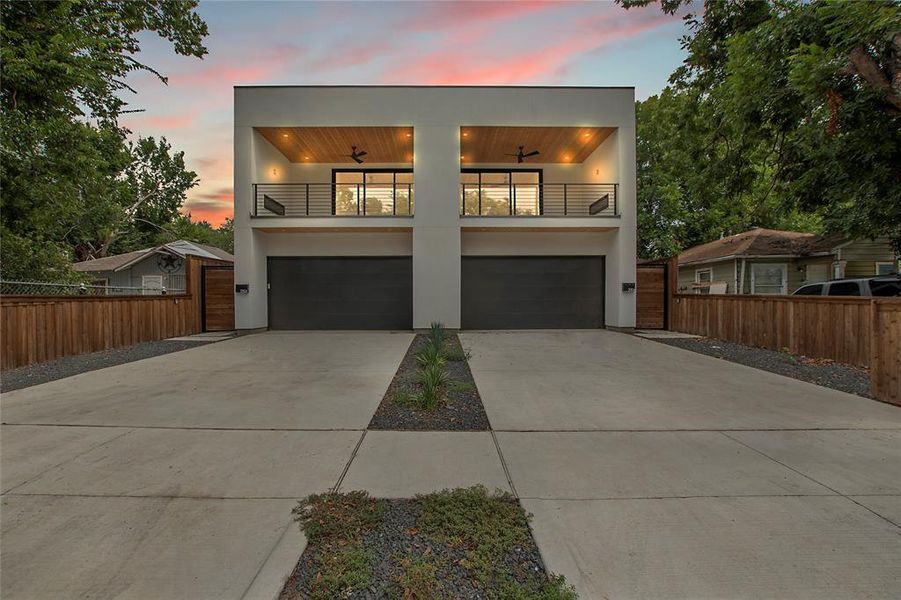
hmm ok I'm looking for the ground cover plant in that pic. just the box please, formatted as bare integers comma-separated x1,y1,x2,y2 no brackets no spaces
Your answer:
280,486,577,600
369,324,490,430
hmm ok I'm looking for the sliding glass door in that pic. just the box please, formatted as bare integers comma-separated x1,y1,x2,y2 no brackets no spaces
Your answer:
333,169,413,215
460,169,542,216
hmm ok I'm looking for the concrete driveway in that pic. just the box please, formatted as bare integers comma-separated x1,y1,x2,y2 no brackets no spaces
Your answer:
1,332,412,600
2,329,899,599
462,330,901,599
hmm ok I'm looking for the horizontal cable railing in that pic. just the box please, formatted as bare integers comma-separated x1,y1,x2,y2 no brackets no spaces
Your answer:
253,183,414,217
460,183,617,217
0,280,186,296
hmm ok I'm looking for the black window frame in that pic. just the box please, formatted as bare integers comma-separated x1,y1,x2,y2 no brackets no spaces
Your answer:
331,168,414,215
461,168,543,216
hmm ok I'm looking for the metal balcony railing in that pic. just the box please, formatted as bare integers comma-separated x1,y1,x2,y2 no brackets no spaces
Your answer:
460,183,617,217
253,183,414,217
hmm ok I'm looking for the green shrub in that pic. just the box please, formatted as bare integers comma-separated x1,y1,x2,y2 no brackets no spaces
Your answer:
392,389,414,407
447,380,475,393
293,490,384,543
391,554,445,599
428,322,446,348
418,362,449,391
308,544,374,600
416,486,529,586
496,576,578,600
415,342,446,368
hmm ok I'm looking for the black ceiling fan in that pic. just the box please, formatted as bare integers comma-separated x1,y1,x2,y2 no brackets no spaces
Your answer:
505,145,540,163
345,146,367,164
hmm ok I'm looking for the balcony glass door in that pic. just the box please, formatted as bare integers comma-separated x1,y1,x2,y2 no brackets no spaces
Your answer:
333,169,413,215
460,169,542,216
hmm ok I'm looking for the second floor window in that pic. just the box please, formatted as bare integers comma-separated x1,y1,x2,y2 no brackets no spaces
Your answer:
333,169,413,216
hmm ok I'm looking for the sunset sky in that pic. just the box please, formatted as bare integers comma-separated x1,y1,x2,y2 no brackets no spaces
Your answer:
119,0,691,226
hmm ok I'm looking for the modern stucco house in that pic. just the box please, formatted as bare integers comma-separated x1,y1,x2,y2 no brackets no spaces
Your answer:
676,228,899,295
234,86,636,330
73,240,234,294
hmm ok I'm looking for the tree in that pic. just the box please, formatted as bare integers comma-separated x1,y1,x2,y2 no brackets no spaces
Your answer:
75,137,199,260
0,1,208,280
153,215,234,254
621,0,901,255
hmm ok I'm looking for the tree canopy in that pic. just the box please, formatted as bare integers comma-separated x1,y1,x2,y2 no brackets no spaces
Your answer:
0,1,226,282
624,0,901,258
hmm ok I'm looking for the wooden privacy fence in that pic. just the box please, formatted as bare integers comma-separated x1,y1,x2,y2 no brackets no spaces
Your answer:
670,294,901,405
0,256,232,370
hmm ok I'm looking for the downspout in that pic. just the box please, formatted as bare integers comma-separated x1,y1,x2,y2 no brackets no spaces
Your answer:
738,259,746,294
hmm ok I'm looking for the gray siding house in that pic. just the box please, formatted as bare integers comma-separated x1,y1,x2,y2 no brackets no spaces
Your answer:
677,228,898,295
73,240,233,294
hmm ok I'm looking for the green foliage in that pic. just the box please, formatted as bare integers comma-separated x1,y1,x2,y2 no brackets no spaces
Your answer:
624,0,901,257
497,576,578,600
391,554,446,600
153,215,234,254
308,544,374,600
428,322,446,347
447,380,475,393
416,362,450,410
0,1,210,280
414,342,446,369
416,486,545,593
292,490,384,543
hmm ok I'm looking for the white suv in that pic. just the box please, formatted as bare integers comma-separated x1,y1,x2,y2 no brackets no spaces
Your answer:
793,274,901,297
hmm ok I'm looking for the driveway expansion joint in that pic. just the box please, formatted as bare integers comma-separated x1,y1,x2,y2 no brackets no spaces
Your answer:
333,430,367,492
719,431,901,529
1,427,136,496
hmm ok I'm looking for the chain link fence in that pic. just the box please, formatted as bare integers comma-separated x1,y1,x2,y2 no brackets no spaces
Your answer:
0,280,186,297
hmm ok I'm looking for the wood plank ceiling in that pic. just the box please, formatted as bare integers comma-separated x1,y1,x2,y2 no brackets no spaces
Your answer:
256,126,414,164
256,125,615,165
460,126,614,164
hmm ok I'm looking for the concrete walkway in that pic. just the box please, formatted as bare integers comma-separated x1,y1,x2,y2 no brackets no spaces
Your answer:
1,332,412,600
2,329,899,599
462,330,901,599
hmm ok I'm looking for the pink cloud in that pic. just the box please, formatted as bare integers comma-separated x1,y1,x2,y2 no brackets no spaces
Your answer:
124,110,198,130
308,40,396,71
183,186,234,226
382,9,677,84
167,43,302,87
400,1,558,32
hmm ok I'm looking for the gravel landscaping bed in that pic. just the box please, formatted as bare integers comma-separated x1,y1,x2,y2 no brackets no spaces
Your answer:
654,336,871,398
0,339,212,393
368,333,490,431
280,487,575,600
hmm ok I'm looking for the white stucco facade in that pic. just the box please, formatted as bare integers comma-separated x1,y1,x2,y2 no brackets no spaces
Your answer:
234,86,637,330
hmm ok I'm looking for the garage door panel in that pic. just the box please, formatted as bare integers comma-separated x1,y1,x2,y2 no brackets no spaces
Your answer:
462,256,603,329
268,257,412,330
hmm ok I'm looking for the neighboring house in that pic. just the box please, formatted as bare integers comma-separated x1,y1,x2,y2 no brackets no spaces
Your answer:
233,86,637,330
73,240,234,294
676,228,899,295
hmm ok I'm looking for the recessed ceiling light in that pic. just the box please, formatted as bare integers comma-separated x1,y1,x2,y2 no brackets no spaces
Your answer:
583,133,591,138
406,132,412,138
460,155,465,160
462,132,469,137
304,156,310,160
563,155,571,161
282,133,289,138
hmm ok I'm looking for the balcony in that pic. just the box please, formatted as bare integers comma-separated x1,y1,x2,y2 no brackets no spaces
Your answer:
460,183,617,217
253,182,413,217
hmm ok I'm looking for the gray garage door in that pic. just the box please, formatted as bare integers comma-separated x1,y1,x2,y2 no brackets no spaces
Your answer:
268,257,412,330
462,256,604,329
